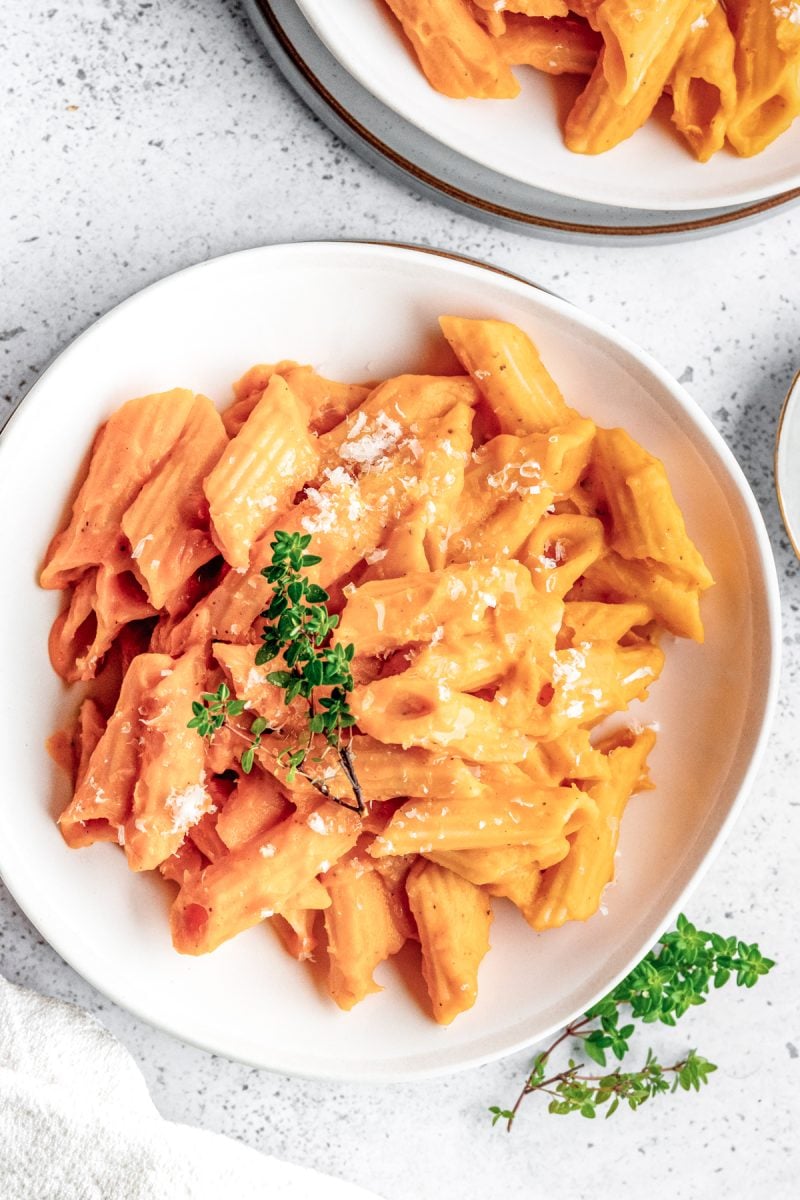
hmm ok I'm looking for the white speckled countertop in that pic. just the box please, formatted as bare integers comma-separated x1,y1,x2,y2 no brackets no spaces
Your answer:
1,3,798,1197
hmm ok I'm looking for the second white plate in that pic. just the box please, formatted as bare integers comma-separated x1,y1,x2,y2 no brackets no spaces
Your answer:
297,0,800,212
776,371,800,561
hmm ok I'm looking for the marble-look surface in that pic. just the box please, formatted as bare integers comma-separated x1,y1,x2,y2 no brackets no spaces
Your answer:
1,3,798,1197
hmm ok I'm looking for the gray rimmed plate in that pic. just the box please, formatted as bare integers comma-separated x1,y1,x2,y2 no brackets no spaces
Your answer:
245,0,800,244
776,371,800,561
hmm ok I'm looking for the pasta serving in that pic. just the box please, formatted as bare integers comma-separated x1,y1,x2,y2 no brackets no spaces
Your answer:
378,0,800,162
43,315,711,1025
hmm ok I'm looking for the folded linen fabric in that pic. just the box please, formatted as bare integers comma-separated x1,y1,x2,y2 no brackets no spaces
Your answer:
0,975,380,1200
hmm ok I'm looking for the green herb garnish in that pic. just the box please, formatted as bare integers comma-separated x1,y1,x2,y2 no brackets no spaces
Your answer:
188,683,270,777
489,914,774,1129
189,531,363,812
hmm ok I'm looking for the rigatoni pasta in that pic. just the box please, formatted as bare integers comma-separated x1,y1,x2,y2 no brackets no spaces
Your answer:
378,0,800,161
43,313,711,1025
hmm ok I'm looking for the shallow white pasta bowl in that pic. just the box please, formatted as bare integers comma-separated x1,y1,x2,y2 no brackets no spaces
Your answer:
0,241,780,1080
295,0,800,212
776,371,800,561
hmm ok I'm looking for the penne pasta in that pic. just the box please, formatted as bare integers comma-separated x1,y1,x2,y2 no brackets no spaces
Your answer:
49,565,155,683
726,0,800,155
485,859,542,921
271,907,320,963
469,0,508,36
381,0,521,98
573,550,705,642
170,802,360,955
596,0,697,104
406,859,493,1024
188,809,229,864
204,374,319,569
352,673,536,761
122,395,227,609
424,843,548,888
73,699,107,792
669,2,738,161
316,374,479,475
47,314,711,1022
439,316,572,435
159,839,206,888
212,641,301,732
561,599,653,644
537,726,612,784
60,653,169,848
322,853,407,1010
498,13,602,75
215,769,291,850
336,559,537,658
591,426,714,590
520,512,606,598
281,366,372,436
506,1,569,14
545,639,665,737
224,362,370,438
41,389,196,589
370,784,596,856
529,727,656,928
565,0,712,155
340,737,487,804
376,0,799,160
124,644,210,872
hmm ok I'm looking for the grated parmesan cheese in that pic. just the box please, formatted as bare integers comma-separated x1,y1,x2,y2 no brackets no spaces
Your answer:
622,666,654,686
339,411,403,472
165,780,208,834
130,534,153,561
551,648,587,691
300,466,361,534
771,1,800,23
307,811,331,835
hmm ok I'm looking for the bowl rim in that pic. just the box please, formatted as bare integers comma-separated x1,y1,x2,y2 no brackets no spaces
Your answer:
0,239,783,1081
775,369,800,562
292,0,800,213
247,0,800,240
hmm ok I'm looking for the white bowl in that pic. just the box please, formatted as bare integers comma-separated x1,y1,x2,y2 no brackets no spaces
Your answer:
296,0,800,212
776,371,800,561
0,242,780,1080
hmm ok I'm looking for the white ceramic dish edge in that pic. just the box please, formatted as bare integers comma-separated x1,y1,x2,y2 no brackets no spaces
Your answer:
775,370,800,561
296,0,800,212
0,242,782,1081
249,0,800,242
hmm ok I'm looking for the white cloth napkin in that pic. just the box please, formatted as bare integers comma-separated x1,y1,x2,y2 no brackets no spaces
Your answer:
0,976,380,1200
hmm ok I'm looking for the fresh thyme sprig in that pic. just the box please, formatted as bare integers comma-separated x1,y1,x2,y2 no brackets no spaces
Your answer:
490,914,774,1129
256,530,360,808
491,1048,717,1125
189,531,363,812
188,684,270,776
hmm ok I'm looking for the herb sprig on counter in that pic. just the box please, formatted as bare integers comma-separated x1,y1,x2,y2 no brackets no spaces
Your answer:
189,531,363,812
490,914,774,1129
